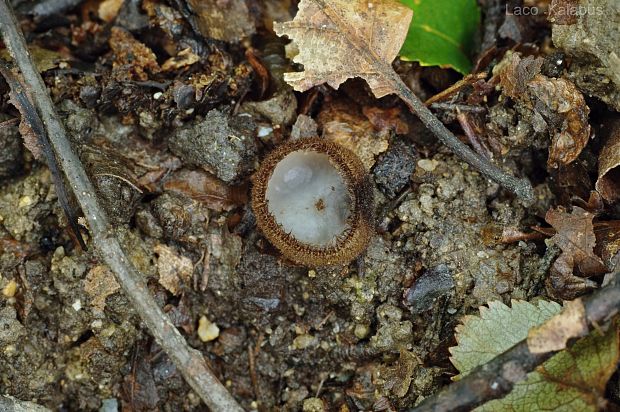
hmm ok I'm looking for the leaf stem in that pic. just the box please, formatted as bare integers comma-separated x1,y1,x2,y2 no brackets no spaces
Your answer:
388,71,535,204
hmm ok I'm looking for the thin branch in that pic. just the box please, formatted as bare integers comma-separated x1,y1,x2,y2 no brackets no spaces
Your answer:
409,273,620,412
315,0,533,203
0,62,87,250
430,102,487,114
386,69,535,204
0,2,243,411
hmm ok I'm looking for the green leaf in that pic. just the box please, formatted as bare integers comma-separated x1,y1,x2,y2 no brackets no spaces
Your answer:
450,300,620,412
476,325,619,412
399,0,481,75
450,300,561,379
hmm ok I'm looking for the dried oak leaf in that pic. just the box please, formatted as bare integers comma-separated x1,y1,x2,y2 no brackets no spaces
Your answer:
546,206,607,276
274,0,412,98
596,118,620,202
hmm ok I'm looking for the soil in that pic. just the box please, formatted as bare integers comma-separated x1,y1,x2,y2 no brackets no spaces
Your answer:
0,0,619,411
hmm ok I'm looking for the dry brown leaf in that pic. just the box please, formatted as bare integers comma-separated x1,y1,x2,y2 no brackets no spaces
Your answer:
529,76,591,168
187,0,255,42
596,118,620,202
7,91,43,160
318,98,389,170
594,221,620,268
545,206,607,299
154,244,194,296
498,53,543,99
163,169,247,212
378,350,420,398
1,45,62,73
527,299,587,353
546,206,607,277
84,265,121,312
273,0,412,98
362,106,409,135
98,0,124,23
162,48,200,72
109,27,160,81
497,53,591,169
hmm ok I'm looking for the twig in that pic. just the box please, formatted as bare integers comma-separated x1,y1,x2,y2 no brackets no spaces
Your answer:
456,111,493,159
409,273,620,412
386,69,534,204
430,102,487,114
0,2,243,411
311,0,534,203
0,62,87,250
424,72,487,106
247,344,260,404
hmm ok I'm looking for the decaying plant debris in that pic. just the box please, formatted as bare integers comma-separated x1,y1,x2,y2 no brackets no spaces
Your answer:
0,0,619,411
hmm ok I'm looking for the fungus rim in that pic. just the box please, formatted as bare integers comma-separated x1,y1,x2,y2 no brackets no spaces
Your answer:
251,138,374,266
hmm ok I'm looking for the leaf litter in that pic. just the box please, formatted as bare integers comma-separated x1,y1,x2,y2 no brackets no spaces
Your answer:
451,300,619,412
0,0,620,410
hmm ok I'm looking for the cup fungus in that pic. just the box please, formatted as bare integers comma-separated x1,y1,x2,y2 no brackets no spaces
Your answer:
252,138,374,266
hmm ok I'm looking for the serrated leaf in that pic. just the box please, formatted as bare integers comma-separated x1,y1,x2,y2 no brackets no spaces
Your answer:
399,0,480,75
450,300,562,379
475,324,619,412
450,300,620,412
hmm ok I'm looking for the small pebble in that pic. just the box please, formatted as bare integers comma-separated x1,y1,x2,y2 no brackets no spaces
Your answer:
354,323,370,339
18,196,33,208
418,159,439,172
2,279,17,297
198,315,220,342
302,397,325,412
292,334,318,350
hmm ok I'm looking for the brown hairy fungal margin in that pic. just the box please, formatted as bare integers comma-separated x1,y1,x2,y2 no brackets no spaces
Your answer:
251,138,374,266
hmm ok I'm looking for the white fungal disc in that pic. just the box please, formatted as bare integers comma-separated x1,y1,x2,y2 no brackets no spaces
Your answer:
265,150,352,247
